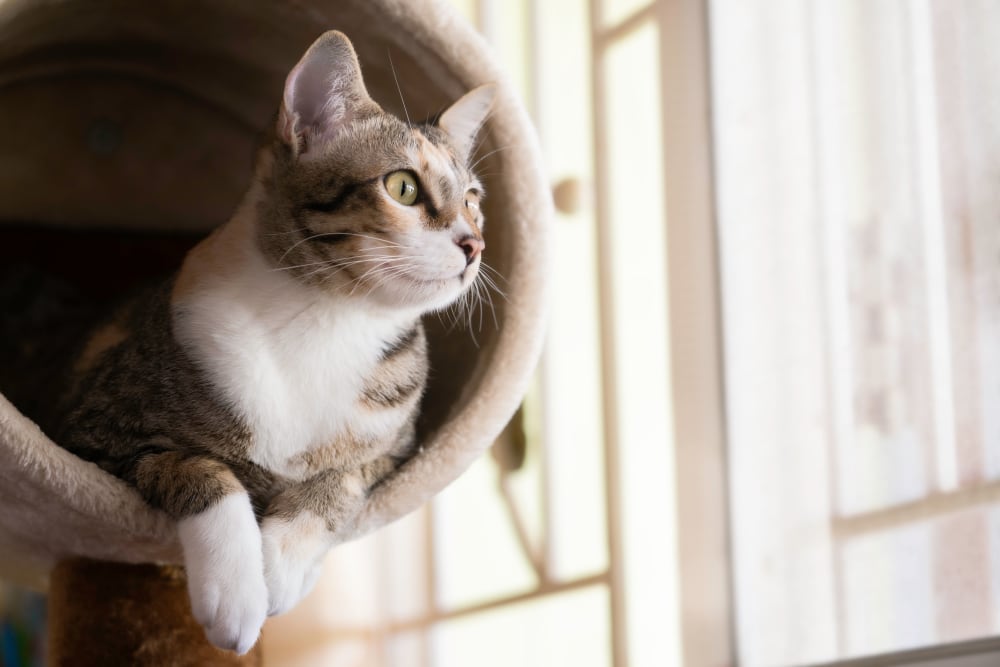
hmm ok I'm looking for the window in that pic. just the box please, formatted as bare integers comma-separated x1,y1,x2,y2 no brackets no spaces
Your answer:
715,1,1000,664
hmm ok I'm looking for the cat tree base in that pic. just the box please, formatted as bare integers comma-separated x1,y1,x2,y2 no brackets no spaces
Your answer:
48,559,262,666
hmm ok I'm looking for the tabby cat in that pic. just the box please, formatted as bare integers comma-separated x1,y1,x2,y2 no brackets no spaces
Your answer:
8,31,494,653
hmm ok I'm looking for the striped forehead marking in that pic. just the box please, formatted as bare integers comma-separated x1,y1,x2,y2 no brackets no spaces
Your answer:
412,132,465,205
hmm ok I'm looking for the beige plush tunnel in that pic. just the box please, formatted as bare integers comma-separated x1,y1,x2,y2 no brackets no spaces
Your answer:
0,0,550,589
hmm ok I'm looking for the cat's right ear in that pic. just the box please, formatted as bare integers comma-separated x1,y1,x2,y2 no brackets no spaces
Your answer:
439,84,497,162
278,31,375,158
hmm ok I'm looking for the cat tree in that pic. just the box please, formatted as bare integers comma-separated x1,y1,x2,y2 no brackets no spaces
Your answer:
0,0,549,663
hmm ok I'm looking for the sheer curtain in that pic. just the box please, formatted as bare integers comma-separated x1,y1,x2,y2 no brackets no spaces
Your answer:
712,1,1000,664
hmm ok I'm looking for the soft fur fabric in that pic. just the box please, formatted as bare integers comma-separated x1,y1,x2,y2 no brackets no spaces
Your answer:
0,0,550,587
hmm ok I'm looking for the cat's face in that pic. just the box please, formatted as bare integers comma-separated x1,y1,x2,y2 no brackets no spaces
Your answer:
257,31,495,313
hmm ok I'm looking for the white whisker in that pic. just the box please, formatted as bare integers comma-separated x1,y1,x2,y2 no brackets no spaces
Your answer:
469,145,511,172
271,248,404,273
276,231,407,266
387,49,412,130
349,261,416,297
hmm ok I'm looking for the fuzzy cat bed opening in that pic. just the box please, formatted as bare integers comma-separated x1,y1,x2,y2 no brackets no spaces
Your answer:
0,0,549,589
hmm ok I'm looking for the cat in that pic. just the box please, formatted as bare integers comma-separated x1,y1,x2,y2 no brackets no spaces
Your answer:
5,31,495,654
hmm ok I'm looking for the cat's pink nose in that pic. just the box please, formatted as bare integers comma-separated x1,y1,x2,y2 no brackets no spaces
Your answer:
457,236,484,265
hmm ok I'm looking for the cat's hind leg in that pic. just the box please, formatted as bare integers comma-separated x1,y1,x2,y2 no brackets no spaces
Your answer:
132,451,267,654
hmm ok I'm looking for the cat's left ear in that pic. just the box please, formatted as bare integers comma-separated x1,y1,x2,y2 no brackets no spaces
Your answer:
278,31,377,158
438,84,497,161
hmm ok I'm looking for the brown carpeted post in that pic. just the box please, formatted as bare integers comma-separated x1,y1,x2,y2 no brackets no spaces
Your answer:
47,559,262,667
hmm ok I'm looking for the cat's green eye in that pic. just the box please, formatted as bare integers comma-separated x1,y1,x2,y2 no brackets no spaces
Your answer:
384,171,419,206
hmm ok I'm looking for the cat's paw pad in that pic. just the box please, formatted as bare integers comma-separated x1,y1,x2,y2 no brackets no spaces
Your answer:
179,494,268,654
261,513,330,616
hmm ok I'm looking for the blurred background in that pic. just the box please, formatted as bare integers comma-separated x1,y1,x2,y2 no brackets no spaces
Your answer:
2,1,998,666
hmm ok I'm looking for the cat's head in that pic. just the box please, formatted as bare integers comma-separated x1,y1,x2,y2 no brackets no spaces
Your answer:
257,31,496,314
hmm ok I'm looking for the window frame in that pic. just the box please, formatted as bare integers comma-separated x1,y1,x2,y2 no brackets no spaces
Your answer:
806,637,1000,667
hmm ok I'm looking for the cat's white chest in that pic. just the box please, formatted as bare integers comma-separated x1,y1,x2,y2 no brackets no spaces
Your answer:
172,232,413,478
224,313,383,475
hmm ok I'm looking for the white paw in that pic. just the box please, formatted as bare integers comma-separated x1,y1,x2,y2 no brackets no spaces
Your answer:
178,493,268,655
261,512,331,616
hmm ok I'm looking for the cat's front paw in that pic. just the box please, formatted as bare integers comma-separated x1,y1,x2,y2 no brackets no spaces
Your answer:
179,493,268,654
189,569,268,655
261,512,331,616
